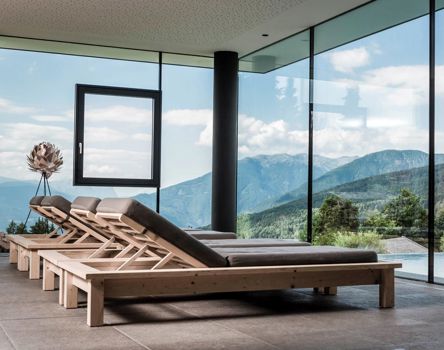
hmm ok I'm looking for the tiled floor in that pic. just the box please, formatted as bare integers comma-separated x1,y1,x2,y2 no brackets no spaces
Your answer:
1,254,443,350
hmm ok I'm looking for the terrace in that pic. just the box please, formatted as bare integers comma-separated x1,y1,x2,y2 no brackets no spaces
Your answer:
1,254,444,350
1,0,444,348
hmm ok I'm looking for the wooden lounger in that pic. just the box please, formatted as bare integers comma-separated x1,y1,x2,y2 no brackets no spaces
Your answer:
55,198,401,326
8,196,121,279
38,197,310,302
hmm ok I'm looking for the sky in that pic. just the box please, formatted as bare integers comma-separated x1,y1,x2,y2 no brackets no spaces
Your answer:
0,11,443,195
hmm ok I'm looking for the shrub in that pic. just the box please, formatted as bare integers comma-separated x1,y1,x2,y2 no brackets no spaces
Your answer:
314,230,384,253
30,218,55,234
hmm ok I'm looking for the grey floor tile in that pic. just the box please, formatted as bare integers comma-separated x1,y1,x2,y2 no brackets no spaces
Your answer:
115,319,278,350
1,317,145,350
0,323,15,350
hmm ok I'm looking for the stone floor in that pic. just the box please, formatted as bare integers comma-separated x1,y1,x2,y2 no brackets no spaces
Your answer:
0,254,443,350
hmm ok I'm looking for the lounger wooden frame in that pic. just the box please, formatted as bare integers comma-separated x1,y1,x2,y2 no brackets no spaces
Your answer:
8,203,122,279
51,211,401,327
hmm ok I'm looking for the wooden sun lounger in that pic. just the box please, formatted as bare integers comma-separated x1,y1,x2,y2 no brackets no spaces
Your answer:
55,198,401,327
9,196,121,279
39,200,310,304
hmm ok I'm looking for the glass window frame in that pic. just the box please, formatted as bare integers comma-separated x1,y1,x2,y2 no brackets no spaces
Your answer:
74,83,162,187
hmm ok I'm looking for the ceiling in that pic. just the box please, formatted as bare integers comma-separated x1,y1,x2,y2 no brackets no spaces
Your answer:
0,0,370,57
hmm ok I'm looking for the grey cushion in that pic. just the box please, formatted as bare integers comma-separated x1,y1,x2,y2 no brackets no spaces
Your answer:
96,198,227,268
186,230,236,240
202,238,311,248
71,197,101,213
215,246,378,267
41,195,71,215
29,196,45,206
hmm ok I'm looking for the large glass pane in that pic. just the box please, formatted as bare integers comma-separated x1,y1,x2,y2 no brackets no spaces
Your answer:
157,64,213,228
83,94,154,180
237,35,309,239
315,0,428,55
0,48,158,233
312,13,429,279
435,2,444,282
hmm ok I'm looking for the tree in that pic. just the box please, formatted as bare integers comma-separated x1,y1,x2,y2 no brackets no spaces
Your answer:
6,221,18,234
383,188,427,229
30,218,55,234
5,220,28,235
363,212,397,235
313,194,359,237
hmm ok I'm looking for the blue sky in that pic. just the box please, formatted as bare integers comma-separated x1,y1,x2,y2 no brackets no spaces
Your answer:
0,12,443,194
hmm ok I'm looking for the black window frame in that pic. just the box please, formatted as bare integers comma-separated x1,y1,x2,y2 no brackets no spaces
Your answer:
74,83,161,187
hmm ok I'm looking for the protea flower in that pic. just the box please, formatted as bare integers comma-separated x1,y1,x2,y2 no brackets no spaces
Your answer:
26,142,63,178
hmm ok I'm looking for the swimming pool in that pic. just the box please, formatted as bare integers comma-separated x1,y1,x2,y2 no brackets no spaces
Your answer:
379,253,444,282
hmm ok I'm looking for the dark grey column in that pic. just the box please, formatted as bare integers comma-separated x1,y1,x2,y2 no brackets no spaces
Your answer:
211,51,238,233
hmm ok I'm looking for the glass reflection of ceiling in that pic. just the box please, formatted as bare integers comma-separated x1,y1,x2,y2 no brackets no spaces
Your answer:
241,0,435,74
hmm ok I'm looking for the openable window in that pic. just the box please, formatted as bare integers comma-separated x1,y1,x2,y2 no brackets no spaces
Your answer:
74,84,161,187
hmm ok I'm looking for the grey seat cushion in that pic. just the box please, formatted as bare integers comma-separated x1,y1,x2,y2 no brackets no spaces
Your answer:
29,196,45,206
202,238,311,248
41,195,72,215
71,197,101,213
97,198,227,268
186,230,236,240
215,246,378,267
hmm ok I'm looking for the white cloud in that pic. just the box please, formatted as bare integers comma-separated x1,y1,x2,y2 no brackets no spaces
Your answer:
330,47,370,73
85,105,152,123
31,115,68,122
0,98,36,114
132,133,152,142
238,114,307,157
275,76,289,100
163,109,212,126
0,123,72,152
83,148,151,178
84,127,127,143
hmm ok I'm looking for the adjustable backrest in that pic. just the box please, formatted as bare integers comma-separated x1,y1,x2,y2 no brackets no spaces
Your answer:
96,198,228,268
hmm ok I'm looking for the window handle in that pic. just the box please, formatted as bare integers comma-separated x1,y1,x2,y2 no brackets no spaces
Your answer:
78,142,83,155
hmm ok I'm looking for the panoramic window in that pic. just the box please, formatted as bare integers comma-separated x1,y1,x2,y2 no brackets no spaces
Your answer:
237,31,310,239
74,84,161,187
159,63,213,228
313,13,429,279
0,48,159,232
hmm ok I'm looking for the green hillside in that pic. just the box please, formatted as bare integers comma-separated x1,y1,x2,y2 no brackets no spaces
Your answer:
238,163,444,239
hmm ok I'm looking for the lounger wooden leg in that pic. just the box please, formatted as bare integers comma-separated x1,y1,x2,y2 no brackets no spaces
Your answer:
379,269,395,308
87,279,104,327
42,260,55,291
17,247,28,271
59,272,65,306
64,272,78,309
9,242,18,264
29,251,40,280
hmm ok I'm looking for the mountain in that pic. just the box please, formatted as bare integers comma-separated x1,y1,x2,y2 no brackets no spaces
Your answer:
276,150,444,205
238,163,444,239
134,153,352,228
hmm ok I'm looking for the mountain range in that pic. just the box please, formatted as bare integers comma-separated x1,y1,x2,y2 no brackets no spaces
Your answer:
0,149,442,231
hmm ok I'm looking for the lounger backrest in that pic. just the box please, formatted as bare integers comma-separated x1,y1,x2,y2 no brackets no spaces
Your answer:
29,196,45,207
70,196,131,245
96,198,227,268
40,195,109,243
71,196,101,213
31,195,75,229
